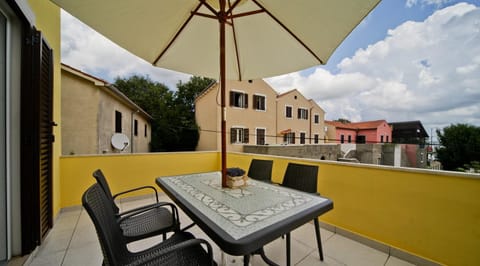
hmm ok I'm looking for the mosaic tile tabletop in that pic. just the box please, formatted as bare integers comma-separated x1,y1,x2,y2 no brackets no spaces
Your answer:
160,172,329,240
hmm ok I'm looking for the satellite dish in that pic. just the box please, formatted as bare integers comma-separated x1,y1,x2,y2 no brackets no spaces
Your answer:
111,133,130,151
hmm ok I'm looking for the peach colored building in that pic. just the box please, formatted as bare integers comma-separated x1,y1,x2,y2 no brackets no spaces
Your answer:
325,120,392,144
195,80,326,152
276,89,326,145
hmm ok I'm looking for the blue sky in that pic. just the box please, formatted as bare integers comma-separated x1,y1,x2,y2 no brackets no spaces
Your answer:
61,0,480,141
317,0,480,73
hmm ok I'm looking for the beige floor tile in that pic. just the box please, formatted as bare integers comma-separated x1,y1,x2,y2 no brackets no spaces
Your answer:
68,220,98,249
291,222,334,250
27,250,64,266
324,234,388,266
33,230,72,258
127,235,164,252
246,237,314,266
62,242,103,266
385,256,416,266
296,251,346,266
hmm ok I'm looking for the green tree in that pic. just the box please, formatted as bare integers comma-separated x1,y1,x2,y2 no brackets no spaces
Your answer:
335,118,351,124
114,75,173,151
436,124,480,171
171,76,215,151
114,75,214,151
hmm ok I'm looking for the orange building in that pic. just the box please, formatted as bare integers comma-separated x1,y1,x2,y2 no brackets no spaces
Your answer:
325,120,392,144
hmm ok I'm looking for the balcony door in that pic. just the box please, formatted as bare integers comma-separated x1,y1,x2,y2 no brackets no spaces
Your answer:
20,27,54,254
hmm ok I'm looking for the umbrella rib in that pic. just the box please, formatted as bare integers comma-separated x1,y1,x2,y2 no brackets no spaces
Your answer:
228,0,242,81
251,0,325,65
153,3,204,65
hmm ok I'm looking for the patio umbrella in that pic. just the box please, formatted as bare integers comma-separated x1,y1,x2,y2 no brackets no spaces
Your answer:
51,0,380,186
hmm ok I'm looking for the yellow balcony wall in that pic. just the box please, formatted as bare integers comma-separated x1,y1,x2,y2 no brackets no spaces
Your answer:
60,152,480,266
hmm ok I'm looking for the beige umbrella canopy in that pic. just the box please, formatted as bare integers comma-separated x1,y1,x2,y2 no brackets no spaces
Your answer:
51,0,380,186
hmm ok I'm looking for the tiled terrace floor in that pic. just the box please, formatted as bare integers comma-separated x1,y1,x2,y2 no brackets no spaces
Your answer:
24,194,415,266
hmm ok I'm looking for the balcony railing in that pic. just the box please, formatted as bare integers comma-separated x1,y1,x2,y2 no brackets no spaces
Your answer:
59,151,480,266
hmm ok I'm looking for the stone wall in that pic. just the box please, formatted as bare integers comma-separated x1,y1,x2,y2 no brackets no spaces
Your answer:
244,143,428,169
243,144,340,161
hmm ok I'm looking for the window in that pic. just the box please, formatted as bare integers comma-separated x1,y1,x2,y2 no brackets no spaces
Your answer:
340,134,345,143
297,108,308,120
256,128,266,145
381,135,384,143
356,135,366,144
386,135,389,143
283,132,295,144
115,111,122,133
253,95,266,111
285,106,292,118
144,124,147,137
314,134,319,144
134,119,138,136
230,91,248,108
300,132,306,144
230,127,249,144
314,114,319,124
348,135,352,143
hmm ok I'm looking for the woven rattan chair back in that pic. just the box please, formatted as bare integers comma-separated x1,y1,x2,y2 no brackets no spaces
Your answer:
281,163,319,193
82,183,128,265
92,169,120,214
247,159,273,182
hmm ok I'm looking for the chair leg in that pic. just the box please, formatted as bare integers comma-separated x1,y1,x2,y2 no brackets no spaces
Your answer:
314,218,324,261
243,254,250,266
286,232,291,266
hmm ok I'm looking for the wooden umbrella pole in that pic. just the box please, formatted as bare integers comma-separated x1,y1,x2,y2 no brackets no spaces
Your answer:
220,0,227,187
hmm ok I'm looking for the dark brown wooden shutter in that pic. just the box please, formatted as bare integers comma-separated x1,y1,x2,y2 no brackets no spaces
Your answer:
244,128,249,143
21,28,54,253
230,127,236,143
229,91,234,106
244,93,248,108
297,108,301,119
292,133,296,144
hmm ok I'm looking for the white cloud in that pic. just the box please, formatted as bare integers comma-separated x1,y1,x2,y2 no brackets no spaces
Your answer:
61,10,191,89
406,0,454,8
267,3,480,132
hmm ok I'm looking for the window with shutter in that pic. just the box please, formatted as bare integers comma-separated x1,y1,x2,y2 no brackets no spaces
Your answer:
230,91,248,108
253,95,265,111
285,106,292,118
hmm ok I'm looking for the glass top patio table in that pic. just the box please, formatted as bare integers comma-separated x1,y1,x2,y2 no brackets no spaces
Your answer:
155,171,333,256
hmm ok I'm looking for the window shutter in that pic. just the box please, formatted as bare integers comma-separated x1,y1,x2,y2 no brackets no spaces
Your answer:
244,93,248,108
297,108,301,119
21,28,54,252
229,91,234,106
292,133,296,144
230,128,236,143
253,95,257,109
244,128,249,143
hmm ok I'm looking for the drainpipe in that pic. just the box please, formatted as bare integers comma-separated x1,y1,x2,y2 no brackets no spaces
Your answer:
309,107,313,144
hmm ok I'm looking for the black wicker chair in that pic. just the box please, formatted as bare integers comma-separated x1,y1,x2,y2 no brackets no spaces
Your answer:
247,159,273,182
82,183,216,266
281,163,324,263
93,169,180,243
